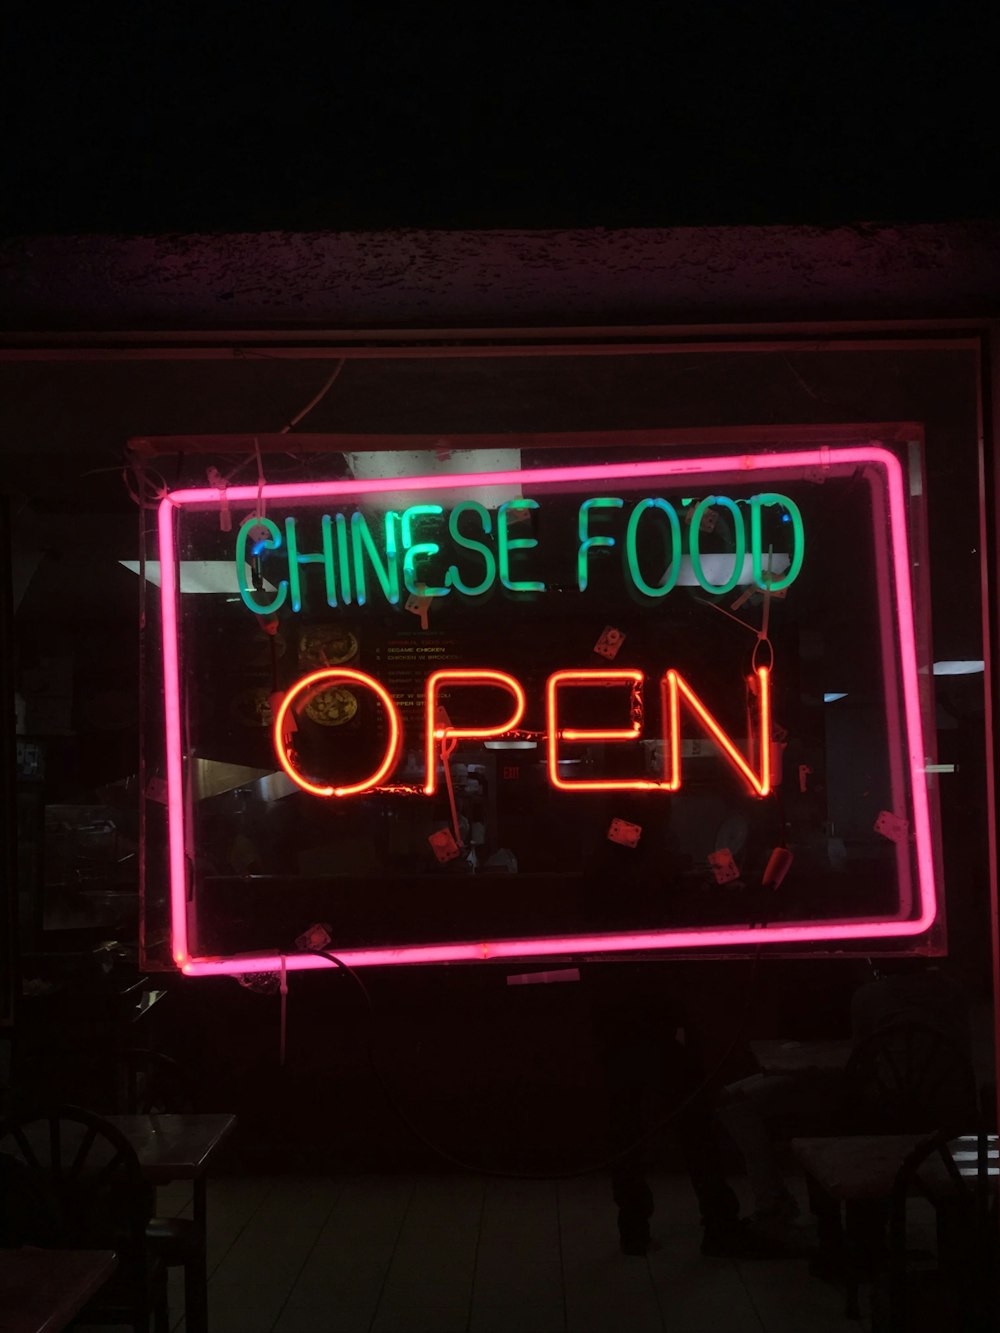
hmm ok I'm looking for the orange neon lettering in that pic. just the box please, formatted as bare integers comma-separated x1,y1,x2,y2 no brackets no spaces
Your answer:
546,669,659,791
274,667,402,797
661,666,771,796
425,670,526,795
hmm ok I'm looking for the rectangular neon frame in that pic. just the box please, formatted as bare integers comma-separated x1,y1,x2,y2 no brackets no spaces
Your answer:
157,445,937,975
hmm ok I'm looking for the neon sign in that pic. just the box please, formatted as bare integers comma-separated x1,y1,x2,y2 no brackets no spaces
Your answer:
158,446,937,976
271,664,770,800
234,491,806,613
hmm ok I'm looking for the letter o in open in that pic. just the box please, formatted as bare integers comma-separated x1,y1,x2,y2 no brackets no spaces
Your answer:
273,667,402,797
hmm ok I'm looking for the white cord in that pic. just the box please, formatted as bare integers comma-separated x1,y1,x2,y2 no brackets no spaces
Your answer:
280,360,346,433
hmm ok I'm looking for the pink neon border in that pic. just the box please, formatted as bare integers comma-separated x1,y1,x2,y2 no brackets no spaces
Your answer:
157,446,937,974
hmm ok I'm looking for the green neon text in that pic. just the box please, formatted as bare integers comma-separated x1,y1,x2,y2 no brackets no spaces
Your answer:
750,494,805,590
233,490,805,616
577,497,624,591
625,498,682,596
236,517,288,615
446,501,497,596
352,511,400,606
689,496,746,595
402,505,449,597
284,516,338,612
498,499,545,593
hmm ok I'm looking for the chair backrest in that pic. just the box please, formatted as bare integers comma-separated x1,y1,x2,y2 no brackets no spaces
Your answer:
0,1104,150,1262
122,1048,195,1115
876,1127,999,1332
842,1022,978,1134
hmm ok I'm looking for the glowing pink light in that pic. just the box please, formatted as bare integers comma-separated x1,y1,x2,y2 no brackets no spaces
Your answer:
159,445,937,974
157,494,190,968
179,909,938,976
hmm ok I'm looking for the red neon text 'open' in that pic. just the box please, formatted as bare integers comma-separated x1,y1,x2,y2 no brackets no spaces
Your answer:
274,667,402,797
425,670,526,795
546,669,659,792
661,666,772,796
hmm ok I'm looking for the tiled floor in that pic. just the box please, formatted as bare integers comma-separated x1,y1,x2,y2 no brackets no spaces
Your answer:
91,1170,890,1333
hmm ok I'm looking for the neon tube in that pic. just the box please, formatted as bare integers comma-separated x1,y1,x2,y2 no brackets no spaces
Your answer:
273,668,402,797
157,495,190,967
351,510,400,606
333,513,353,605
497,499,545,592
235,516,288,614
402,504,449,596
161,445,938,975
688,496,746,595
625,497,682,596
445,501,497,596
577,497,624,591
180,902,941,976
879,447,937,933
546,669,657,791
163,448,900,509
284,515,338,613
425,670,526,795
662,667,771,796
750,493,805,591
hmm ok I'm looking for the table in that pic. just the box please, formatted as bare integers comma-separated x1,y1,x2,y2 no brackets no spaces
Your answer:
104,1112,236,1333
0,1247,116,1333
751,1038,853,1077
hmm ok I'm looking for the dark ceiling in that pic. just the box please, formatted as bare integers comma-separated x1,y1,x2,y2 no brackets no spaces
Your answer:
4,5,998,234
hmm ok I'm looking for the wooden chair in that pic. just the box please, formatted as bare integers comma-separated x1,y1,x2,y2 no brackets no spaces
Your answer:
799,1021,979,1319
0,1104,168,1333
870,1127,999,1332
122,1047,196,1116
841,1023,978,1134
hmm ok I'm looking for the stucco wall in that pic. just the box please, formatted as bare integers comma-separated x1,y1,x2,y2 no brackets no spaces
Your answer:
3,223,1000,331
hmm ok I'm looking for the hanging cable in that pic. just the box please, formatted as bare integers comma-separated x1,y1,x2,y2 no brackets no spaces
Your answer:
439,736,464,848
279,360,346,434
283,944,764,1181
279,956,288,1067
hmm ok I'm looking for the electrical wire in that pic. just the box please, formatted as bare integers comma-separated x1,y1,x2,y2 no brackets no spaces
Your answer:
301,944,764,1180
279,360,346,434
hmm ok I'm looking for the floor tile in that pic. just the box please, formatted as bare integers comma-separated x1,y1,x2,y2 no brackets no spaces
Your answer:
288,1251,390,1306
471,1257,563,1307
370,1283,471,1333
274,1301,378,1333
311,1176,415,1252
738,1259,859,1332
206,1174,280,1273
210,1178,338,1292
205,1290,288,1333
380,1177,483,1307
477,1177,561,1249
560,1248,664,1331
167,1266,186,1330
646,1260,762,1333
285,1177,413,1314
470,1296,565,1332
127,1168,915,1333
